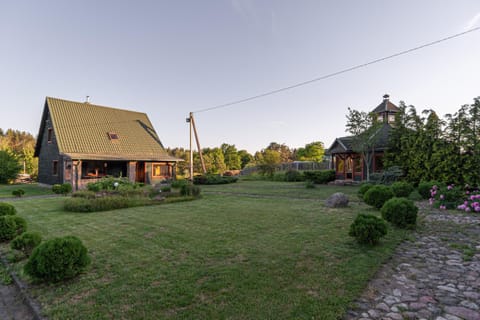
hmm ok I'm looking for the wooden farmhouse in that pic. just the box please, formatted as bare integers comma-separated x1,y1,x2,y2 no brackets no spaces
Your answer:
327,94,399,181
34,97,181,189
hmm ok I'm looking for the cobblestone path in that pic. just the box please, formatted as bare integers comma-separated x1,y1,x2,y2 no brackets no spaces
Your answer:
345,208,480,320
0,284,35,319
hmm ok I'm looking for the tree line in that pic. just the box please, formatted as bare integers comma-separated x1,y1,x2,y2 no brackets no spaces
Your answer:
0,129,38,182
167,141,325,176
383,96,480,186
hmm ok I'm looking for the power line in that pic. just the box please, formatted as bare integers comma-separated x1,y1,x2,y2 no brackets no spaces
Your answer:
193,27,480,114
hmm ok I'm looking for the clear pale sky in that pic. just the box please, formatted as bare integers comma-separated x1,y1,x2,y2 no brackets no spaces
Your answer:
1,1,480,153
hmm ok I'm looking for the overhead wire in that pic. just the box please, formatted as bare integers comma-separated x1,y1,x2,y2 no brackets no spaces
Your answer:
193,26,480,114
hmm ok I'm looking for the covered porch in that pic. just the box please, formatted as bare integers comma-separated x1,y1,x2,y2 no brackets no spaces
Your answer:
63,159,177,190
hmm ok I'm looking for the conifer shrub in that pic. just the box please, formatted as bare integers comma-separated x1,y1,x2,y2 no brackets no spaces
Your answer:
381,197,418,228
0,216,18,242
0,203,16,216
11,232,42,255
349,213,388,245
363,185,394,209
24,236,91,282
12,216,27,235
357,183,373,200
391,181,414,198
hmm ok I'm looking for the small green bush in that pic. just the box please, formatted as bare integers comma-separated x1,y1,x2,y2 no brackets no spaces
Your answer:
417,180,443,199
171,179,189,189
180,184,201,197
12,189,25,197
305,180,315,189
381,197,418,228
408,190,423,201
52,183,72,195
11,232,42,255
0,203,17,216
363,185,394,209
303,170,335,184
349,213,388,245
24,236,91,282
0,216,17,242
52,184,62,194
160,186,171,192
12,216,27,235
357,183,373,200
284,170,304,182
391,181,414,198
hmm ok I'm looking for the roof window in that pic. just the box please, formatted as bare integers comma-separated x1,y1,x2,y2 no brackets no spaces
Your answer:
108,132,119,140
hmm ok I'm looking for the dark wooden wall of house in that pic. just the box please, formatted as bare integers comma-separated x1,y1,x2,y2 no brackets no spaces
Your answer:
37,109,64,185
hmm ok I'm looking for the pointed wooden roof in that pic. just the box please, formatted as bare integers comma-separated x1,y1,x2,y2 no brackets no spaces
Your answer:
35,97,181,162
372,94,400,114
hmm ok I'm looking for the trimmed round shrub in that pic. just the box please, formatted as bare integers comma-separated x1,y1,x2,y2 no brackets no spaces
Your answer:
417,180,443,199
0,203,17,216
363,185,394,209
24,236,91,282
0,216,18,242
357,183,373,200
391,181,414,198
381,197,418,228
52,183,72,195
349,213,388,245
11,232,42,255
12,216,27,235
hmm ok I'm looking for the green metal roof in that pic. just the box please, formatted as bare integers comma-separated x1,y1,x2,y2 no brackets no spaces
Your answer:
36,97,181,162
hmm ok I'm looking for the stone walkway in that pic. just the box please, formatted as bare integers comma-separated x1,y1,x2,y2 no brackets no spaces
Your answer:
0,284,36,319
345,206,480,320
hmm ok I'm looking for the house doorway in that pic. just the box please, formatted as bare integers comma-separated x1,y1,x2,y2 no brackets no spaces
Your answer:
136,162,145,183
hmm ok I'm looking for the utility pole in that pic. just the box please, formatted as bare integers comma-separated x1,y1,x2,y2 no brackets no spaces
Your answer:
187,112,206,180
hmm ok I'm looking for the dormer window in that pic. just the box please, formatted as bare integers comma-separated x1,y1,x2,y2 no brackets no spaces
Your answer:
108,132,119,140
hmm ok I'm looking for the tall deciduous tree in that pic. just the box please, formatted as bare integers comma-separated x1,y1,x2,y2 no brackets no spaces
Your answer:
220,143,242,170
296,141,325,162
345,108,383,182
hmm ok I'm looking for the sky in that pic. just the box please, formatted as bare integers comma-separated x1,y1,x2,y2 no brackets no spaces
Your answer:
1,1,480,154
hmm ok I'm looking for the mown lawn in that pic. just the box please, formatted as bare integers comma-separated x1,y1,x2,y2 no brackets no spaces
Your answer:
201,180,361,200
0,183,53,198
5,181,407,319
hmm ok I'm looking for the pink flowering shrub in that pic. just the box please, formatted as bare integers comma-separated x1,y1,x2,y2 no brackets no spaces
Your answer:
428,183,480,212
457,193,480,212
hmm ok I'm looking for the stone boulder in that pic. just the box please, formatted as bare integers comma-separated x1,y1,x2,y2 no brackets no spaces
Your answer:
325,192,349,208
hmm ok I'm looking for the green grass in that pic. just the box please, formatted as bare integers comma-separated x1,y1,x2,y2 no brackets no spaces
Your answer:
202,180,361,200
0,184,54,198
3,182,407,319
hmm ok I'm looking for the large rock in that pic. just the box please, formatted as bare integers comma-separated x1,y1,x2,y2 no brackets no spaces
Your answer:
325,192,349,208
